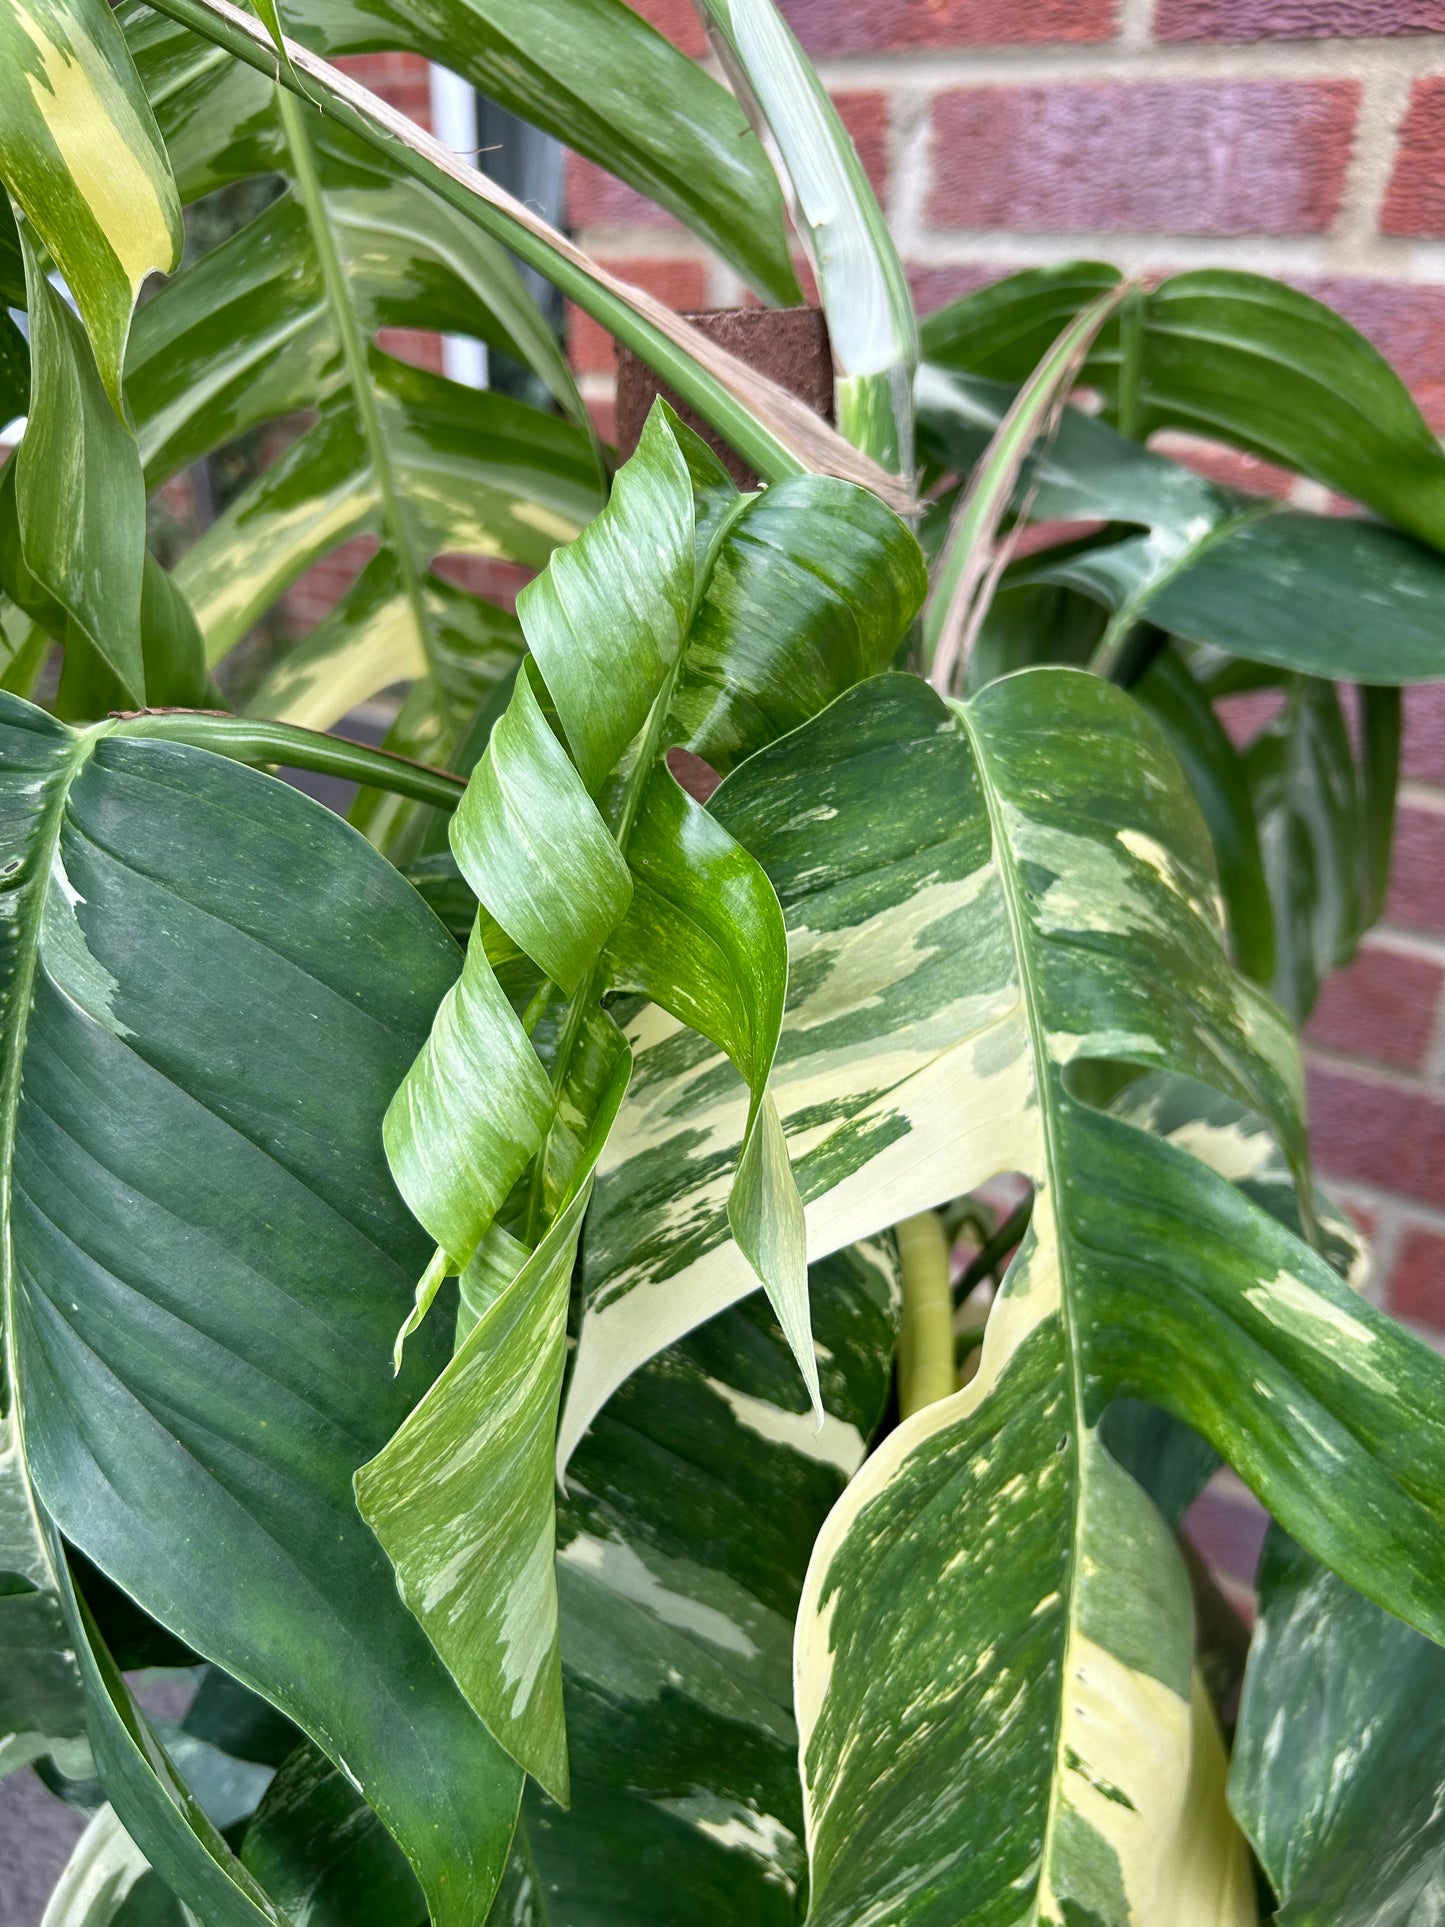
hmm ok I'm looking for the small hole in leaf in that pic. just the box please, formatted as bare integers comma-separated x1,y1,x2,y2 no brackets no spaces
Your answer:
1056,1434,1069,1453
1,859,20,877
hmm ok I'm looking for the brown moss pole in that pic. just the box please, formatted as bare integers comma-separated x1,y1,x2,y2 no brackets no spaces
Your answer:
614,306,834,489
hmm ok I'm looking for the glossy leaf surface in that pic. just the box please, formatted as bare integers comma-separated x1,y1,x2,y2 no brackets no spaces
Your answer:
0,694,521,1925
1231,1531,1445,1926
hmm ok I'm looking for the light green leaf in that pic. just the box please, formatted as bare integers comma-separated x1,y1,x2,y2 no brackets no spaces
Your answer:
0,0,180,411
39,1805,154,1927
0,693,524,1926
692,0,916,470
359,1033,629,1801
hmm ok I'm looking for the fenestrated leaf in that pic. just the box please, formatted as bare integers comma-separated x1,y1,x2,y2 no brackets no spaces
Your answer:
693,0,916,471
113,10,603,729
560,668,1445,1920
499,1239,900,1925
1231,1530,1445,1927
0,0,180,412
366,405,922,1805
0,692,525,1926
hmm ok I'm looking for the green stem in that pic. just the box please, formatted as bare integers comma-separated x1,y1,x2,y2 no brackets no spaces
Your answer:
896,1211,956,1417
954,1192,1033,1301
109,712,466,812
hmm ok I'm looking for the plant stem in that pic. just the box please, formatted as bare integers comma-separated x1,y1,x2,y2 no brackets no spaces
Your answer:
954,1192,1033,1301
896,1211,956,1417
109,712,466,812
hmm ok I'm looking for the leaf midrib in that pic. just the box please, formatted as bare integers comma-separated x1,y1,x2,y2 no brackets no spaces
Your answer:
276,87,435,688
951,695,1087,1923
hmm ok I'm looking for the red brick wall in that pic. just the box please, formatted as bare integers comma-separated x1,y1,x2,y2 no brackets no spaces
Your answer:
326,33,1445,1344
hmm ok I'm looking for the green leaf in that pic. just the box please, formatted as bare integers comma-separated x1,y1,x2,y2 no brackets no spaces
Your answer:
560,668,1445,1919
922,266,1445,550
240,1743,427,1927
134,0,911,511
358,1041,628,1802
1231,1529,1445,1925
116,21,605,715
0,693,524,1926
0,1412,86,1780
693,0,916,470
367,406,921,1804
1244,676,1366,1023
13,230,147,704
920,260,1124,380
1135,645,1275,985
506,1240,900,1925
922,369,1445,685
0,0,180,412
279,0,800,306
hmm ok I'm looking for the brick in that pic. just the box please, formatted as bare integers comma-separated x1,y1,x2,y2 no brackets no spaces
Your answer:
1383,81,1445,236
1150,431,1298,499
567,156,681,232
284,535,377,632
627,0,709,57
1386,805,1445,935
376,328,445,374
778,0,1115,54
1305,941,1444,1071
431,554,536,612
1183,1483,1268,1587
335,53,432,128
835,91,891,203
567,258,709,375
1158,0,1445,38
1405,684,1445,788
1308,1062,1445,1209
1386,1223,1445,1328
927,82,1359,236
1294,277,1445,430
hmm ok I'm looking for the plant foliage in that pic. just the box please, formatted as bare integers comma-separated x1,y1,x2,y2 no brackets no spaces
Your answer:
2,0,1444,1921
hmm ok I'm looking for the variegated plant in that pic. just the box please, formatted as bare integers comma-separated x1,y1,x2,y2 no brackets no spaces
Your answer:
3,0,1445,1922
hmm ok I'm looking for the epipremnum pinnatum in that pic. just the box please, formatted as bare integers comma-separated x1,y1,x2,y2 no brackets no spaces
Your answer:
1,0,1444,1921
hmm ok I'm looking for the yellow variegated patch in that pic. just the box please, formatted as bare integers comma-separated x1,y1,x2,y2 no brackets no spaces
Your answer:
0,0,180,407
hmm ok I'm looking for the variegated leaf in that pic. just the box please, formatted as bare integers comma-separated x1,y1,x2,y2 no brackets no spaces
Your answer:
363,405,922,1803
556,666,1445,1920
1230,1528,1445,1926
0,0,180,411
492,1240,900,1925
